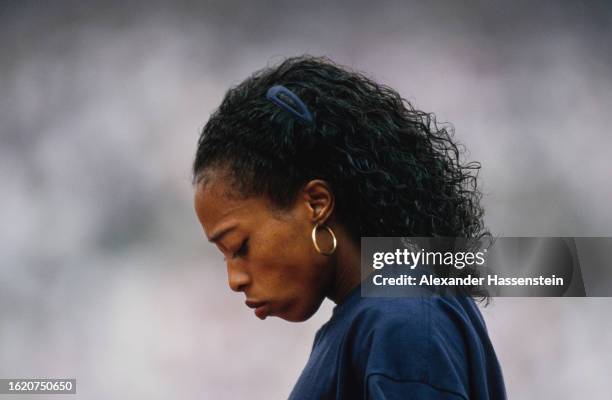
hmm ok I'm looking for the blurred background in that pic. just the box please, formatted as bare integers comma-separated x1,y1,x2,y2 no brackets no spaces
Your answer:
1,0,611,398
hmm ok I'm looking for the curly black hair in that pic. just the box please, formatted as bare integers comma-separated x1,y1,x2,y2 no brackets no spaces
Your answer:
193,55,490,300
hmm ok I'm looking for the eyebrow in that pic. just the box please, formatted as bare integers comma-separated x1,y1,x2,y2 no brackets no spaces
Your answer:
207,224,238,243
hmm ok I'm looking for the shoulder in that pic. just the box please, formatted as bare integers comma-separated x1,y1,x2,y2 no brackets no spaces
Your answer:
344,295,478,394
347,295,477,346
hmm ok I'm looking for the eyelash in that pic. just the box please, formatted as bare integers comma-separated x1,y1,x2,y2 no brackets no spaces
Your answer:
223,239,248,261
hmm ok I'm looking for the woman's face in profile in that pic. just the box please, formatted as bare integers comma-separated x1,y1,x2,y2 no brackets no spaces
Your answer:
193,174,333,322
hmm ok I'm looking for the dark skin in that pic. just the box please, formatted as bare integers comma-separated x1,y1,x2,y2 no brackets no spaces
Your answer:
193,168,362,322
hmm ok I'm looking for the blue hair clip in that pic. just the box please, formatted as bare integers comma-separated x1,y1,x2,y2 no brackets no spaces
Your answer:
266,85,313,123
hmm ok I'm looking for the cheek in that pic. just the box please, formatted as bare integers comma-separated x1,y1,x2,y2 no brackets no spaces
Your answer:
278,246,330,309
259,244,317,288
282,233,324,281
254,226,326,294
253,238,330,322
252,219,330,303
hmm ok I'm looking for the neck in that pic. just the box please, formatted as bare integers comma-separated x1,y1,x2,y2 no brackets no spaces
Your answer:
327,231,362,304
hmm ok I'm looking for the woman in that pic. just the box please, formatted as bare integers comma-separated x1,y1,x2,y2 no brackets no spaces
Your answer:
192,56,506,399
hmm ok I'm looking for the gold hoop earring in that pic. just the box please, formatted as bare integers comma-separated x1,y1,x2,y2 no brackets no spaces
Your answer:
311,223,337,256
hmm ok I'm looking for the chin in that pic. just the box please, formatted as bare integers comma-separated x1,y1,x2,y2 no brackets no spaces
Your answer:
279,298,324,322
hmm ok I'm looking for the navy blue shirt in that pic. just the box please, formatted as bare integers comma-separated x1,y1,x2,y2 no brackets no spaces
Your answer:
288,285,506,399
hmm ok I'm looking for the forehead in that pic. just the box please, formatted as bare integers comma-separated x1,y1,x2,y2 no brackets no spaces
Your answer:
193,178,269,238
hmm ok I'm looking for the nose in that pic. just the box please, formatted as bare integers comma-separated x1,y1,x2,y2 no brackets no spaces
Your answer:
227,260,250,292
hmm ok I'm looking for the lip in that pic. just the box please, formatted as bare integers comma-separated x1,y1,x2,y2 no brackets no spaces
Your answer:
245,300,270,320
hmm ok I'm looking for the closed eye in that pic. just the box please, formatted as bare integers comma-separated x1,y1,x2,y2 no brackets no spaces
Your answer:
223,239,249,262
233,239,249,258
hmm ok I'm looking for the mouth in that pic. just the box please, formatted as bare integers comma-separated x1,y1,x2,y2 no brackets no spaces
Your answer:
245,300,270,320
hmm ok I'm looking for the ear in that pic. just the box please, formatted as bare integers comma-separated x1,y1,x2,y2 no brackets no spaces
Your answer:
300,179,335,224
